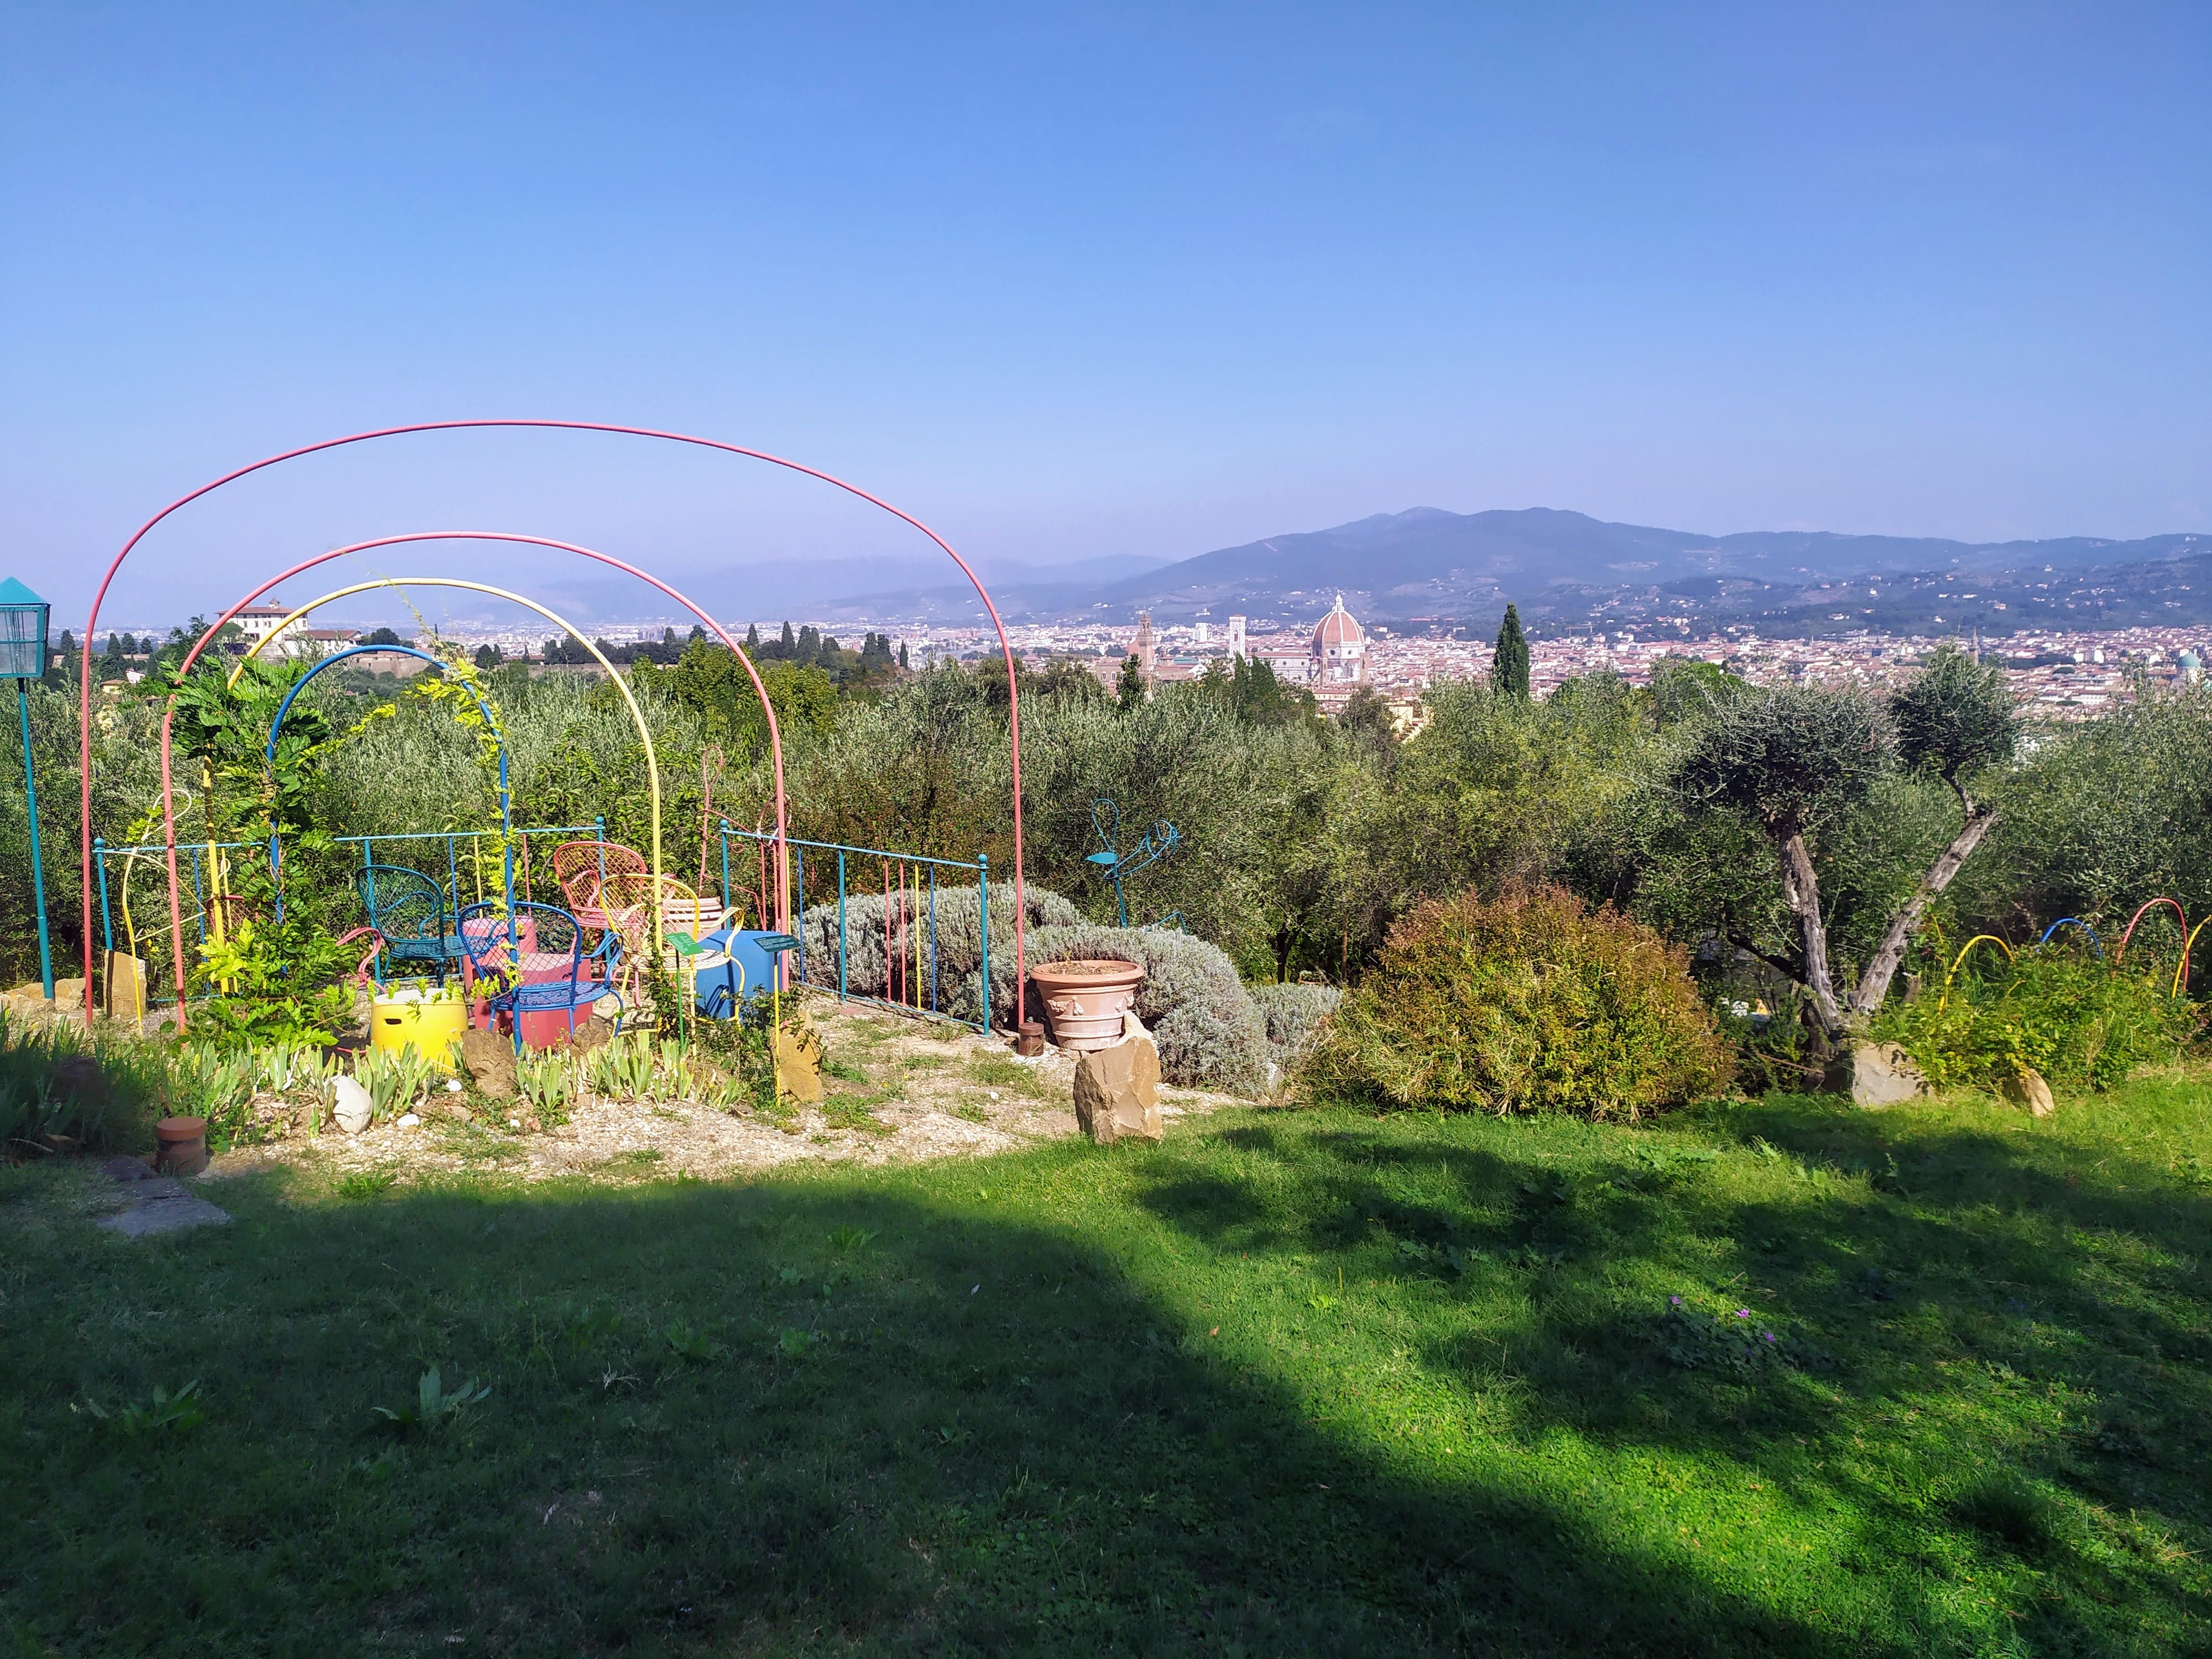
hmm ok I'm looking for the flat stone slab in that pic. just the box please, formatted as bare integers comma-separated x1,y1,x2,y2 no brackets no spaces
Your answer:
96,1167,232,1238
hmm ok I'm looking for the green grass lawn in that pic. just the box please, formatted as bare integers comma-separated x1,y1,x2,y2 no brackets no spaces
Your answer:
4,1072,2210,1656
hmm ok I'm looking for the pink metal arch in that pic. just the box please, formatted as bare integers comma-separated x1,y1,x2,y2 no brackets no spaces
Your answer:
2115,898,2190,970
151,533,792,1023
76,420,1031,1025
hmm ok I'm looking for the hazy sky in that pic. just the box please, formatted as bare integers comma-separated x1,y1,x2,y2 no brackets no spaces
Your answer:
4,3,2207,628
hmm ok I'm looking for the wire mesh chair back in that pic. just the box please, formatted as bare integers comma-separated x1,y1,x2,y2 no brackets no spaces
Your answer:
357,864,445,942
551,840,646,920
599,870,724,941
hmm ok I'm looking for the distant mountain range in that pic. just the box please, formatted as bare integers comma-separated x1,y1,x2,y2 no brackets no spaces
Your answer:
803,507,2212,639
361,508,2211,641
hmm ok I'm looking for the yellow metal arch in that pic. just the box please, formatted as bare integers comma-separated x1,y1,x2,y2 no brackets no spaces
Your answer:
2180,918,2212,998
1937,933,2015,1010
228,577,664,924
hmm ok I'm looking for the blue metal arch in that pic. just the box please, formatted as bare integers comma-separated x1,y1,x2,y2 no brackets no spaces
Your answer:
263,644,514,920
2036,916,2104,958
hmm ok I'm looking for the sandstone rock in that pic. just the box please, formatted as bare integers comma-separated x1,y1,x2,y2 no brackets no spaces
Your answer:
332,1074,374,1135
2002,1066,2056,1118
775,1029,824,1103
1834,1040,1930,1108
1073,1012,1163,1145
459,1027,518,1100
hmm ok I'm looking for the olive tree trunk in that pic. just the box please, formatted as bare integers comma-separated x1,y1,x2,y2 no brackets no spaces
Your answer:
1777,831,1846,1039
1846,794,2001,1021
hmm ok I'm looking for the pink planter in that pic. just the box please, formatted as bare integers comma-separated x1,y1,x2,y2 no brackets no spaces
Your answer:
1029,958,1145,1052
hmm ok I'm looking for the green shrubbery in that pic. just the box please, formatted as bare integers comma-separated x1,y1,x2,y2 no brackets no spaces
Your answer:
1298,885,1732,1119
0,1012,164,1155
1872,947,2201,1092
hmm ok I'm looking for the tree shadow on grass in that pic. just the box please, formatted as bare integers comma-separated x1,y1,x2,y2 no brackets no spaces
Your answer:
1137,1111,2212,1656
2,1156,1916,1658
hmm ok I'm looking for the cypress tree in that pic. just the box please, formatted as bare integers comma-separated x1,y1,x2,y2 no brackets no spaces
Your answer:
1116,654,1147,709
743,622,760,655
1491,603,1531,698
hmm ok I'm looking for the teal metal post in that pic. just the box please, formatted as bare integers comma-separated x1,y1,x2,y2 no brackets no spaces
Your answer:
94,837,113,955
836,849,847,1003
16,682,51,998
977,852,989,1037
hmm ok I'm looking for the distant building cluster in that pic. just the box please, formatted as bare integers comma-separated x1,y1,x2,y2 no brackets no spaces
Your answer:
103,594,2212,729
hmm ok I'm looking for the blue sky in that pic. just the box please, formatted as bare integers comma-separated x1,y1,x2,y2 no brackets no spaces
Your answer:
3,3,2207,628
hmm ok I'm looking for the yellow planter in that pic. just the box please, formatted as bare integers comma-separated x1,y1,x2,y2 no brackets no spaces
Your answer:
369,996,468,1071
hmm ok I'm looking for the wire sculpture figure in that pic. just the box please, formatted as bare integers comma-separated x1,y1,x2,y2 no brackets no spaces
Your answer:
1086,797,1180,929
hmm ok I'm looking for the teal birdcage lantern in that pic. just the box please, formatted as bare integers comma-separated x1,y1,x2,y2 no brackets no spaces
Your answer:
0,578,55,999
0,579,49,680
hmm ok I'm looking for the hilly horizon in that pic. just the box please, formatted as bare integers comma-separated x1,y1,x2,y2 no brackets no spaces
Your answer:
258,509,2212,641
800,506,2212,638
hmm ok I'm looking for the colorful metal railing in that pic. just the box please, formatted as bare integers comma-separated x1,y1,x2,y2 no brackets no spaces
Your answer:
714,823,992,1034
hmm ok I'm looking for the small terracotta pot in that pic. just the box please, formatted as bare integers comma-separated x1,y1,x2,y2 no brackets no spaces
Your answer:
1029,959,1145,1052
155,1115,209,1177
1014,1020,1046,1057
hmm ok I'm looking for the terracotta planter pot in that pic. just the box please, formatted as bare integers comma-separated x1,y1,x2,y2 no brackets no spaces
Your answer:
1013,1020,1047,1058
1029,959,1145,1052
155,1115,209,1177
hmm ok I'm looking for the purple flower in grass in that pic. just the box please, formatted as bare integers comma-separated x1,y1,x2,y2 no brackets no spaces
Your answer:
1735,1309,1750,1319
1670,1296,1683,1306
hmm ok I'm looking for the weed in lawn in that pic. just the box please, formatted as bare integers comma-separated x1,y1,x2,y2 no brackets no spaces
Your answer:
899,1053,947,1073
664,1320,719,1364
79,1381,203,1438
372,1366,491,1433
820,1091,894,1136
823,1056,869,1083
774,1327,816,1359
966,1051,1046,1098
334,1169,397,1201
950,1100,989,1123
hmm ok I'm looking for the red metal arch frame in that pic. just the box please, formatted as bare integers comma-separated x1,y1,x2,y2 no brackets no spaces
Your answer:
77,420,1030,1025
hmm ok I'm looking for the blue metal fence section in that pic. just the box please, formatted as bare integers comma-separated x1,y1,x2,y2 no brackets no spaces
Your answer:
714,825,992,1034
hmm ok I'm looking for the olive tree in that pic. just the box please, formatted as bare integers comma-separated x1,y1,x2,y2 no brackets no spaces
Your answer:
1671,685,1893,1035
1671,649,2017,1038
1853,646,2018,1012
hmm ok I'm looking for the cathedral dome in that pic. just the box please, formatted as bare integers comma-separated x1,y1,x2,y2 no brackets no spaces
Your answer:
1312,594,1363,651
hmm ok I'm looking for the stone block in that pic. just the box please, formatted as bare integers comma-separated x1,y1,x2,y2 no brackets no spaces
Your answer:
459,1027,518,1100
1834,1040,1930,1108
2001,1066,2056,1117
1073,1013,1163,1145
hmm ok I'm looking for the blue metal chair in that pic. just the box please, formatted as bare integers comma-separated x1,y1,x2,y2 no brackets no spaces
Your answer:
357,864,464,982
457,900,625,1053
